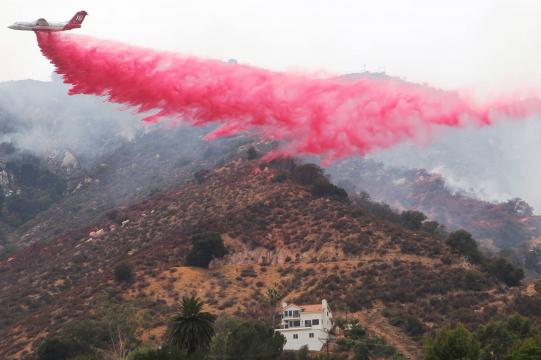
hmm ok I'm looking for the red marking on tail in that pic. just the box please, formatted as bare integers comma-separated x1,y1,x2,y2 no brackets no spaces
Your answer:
64,11,87,30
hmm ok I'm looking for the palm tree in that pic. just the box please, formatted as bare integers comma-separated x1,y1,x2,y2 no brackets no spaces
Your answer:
266,287,283,326
167,295,216,355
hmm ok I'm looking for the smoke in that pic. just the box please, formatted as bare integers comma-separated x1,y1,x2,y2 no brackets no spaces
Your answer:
370,117,541,212
0,76,143,165
35,32,541,163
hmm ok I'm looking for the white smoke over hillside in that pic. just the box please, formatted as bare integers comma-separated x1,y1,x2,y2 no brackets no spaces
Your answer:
370,116,541,213
0,75,144,165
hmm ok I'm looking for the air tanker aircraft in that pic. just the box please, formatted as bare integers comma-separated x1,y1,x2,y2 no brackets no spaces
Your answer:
8,11,87,31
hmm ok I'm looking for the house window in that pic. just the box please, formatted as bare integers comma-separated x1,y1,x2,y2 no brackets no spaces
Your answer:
288,310,292,317
293,334,298,339
312,319,320,325
309,333,314,338
284,311,287,317
292,320,301,327
305,320,312,327
293,310,300,317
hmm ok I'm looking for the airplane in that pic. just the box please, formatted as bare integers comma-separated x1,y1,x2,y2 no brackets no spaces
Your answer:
8,11,88,31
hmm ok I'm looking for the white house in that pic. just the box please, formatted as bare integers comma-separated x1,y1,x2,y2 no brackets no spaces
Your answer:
275,299,333,351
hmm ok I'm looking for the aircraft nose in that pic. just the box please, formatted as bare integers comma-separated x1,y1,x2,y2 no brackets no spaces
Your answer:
8,25,15,30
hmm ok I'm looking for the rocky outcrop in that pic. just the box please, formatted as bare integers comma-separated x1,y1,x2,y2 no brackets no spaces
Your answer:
210,247,295,267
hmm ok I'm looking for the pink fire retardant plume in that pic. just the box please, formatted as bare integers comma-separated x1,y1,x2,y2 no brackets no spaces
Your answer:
35,32,540,162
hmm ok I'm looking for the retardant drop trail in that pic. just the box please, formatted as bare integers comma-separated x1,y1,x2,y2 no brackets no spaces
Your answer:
36,32,540,162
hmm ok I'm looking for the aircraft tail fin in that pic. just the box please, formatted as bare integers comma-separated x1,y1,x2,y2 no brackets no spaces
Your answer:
64,11,88,30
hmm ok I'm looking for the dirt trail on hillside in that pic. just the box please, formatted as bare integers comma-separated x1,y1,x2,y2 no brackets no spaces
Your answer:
353,305,423,360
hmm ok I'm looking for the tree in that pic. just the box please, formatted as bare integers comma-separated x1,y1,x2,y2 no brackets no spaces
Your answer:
266,287,283,326
422,221,446,237
185,232,227,268
209,315,243,359
506,338,541,360
291,164,324,186
36,338,72,360
336,323,401,360
502,198,534,217
446,230,483,264
424,324,480,360
61,319,110,354
297,345,310,360
222,321,285,360
114,263,134,283
477,315,538,360
506,315,538,340
477,319,515,360
166,296,216,355
400,210,427,230
483,258,524,287
247,146,260,160
311,178,348,201
97,299,146,359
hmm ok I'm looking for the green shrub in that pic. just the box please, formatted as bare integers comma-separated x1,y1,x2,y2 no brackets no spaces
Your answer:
446,230,483,264
37,338,72,360
422,221,446,237
114,262,134,283
424,324,480,360
247,146,260,160
128,346,171,360
291,164,324,186
402,315,425,338
400,210,427,230
505,338,541,360
211,320,285,360
483,257,524,287
311,178,348,201
297,345,310,360
343,233,370,255
186,232,227,268
476,314,537,360
340,324,401,359
464,270,489,291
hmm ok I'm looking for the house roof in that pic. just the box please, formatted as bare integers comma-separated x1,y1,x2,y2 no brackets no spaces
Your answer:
284,303,322,313
301,304,323,313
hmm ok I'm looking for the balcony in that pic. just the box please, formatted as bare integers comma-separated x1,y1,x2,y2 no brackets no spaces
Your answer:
282,310,300,319
281,319,301,329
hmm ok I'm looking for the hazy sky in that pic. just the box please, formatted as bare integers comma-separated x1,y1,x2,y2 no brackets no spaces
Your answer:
2,0,541,92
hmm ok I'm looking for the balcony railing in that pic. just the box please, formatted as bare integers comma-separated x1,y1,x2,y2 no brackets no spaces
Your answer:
282,311,300,318
276,324,315,330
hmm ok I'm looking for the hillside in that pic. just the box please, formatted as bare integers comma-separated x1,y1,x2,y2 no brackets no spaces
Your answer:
329,158,541,273
0,79,258,252
1,151,539,359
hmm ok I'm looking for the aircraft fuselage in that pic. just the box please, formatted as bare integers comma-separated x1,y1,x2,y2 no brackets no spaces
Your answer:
8,22,75,31
8,11,87,32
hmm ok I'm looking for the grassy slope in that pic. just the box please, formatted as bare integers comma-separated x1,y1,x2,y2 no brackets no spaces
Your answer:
0,157,535,359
